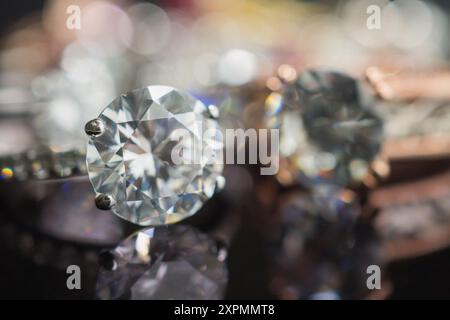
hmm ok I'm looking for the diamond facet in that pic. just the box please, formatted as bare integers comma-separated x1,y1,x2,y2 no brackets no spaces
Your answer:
266,70,383,186
86,86,224,226
96,225,228,300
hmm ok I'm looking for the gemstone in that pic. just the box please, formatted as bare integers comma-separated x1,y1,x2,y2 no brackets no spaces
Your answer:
96,225,228,300
266,69,383,186
86,86,224,226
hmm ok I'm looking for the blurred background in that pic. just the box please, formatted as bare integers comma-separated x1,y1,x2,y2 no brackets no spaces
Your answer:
0,0,450,299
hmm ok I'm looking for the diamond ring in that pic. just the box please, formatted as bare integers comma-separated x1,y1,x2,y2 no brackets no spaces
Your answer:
1,85,225,226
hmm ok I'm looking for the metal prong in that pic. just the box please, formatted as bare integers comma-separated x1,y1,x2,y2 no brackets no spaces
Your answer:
207,105,220,119
85,118,105,137
215,175,226,193
95,193,115,210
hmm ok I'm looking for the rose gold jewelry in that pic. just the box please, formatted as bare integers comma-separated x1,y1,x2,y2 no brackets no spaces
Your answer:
366,67,450,101
370,170,450,261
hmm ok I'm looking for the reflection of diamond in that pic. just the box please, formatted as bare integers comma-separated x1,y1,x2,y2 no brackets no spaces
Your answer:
96,225,228,300
271,187,382,299
266,70,383,186
86,86,223,226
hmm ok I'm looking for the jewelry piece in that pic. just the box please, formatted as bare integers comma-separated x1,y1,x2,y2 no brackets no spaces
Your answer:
265,68,384,187
366,67,450,160
263,66,450,188
370,169,450,261
96,225,228,300
366,67,450,101
0,85,225,226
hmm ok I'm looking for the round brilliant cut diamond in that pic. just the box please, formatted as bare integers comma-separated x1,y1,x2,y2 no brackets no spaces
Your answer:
86,86,223,226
